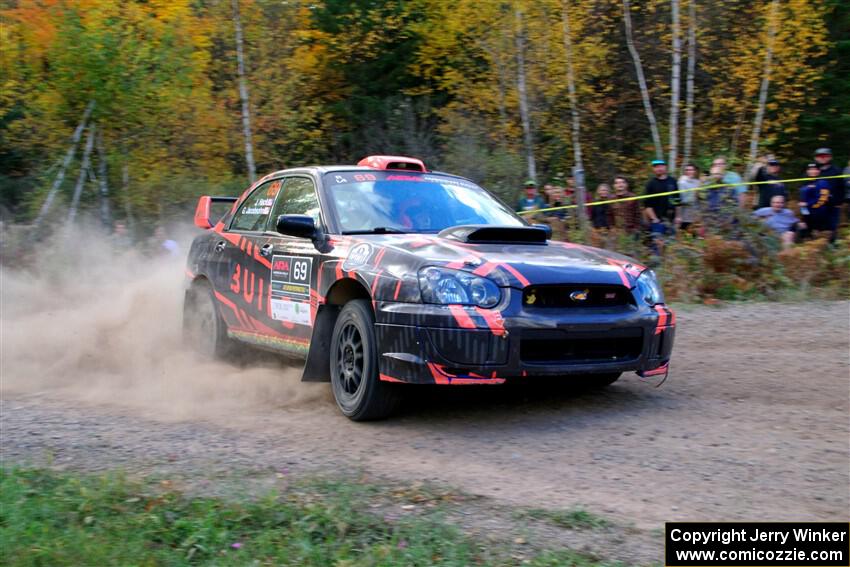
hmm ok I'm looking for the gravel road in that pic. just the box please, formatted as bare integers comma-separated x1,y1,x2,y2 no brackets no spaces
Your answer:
2,301,848,564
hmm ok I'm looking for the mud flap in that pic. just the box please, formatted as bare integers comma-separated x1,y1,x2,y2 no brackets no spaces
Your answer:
637,362,669,386
301,305,339,382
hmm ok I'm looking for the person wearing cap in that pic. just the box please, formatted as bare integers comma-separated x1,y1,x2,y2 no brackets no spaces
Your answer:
517,179,545,213
754,158,787,209
643,159,678,252
798,162,834,240
814,148,844,231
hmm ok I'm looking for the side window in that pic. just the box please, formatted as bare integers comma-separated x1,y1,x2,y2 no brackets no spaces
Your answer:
230,179,282,232
267,177,321,231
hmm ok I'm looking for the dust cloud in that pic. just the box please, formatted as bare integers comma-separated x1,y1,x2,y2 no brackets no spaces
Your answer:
0,224,329,421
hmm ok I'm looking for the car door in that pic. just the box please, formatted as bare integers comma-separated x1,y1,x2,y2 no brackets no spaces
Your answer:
214,178,283,335
261,175,325,355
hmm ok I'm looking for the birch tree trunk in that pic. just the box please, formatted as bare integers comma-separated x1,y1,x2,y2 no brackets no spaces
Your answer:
748,0,779,168
622,0,663,160
682,0,697,166
34,101,94,227
232,0,256,184
514,9,537,184
480,36,510,148
561,0,587,230
96,128,112,230
121,163,135,237
66,124,96,227
668,0,682,173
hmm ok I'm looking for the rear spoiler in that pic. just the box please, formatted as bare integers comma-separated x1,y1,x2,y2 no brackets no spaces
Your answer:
194,196,238,230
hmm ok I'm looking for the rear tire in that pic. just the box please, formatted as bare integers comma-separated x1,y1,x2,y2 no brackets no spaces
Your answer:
183,281,237,359
330,300,401,421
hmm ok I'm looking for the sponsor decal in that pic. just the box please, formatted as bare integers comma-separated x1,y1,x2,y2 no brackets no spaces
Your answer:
270,254,313,325
229,263,266,311
342,242,373,271
385,174,424,182
270,298,312,326
271,254,312,298
422,175,477,188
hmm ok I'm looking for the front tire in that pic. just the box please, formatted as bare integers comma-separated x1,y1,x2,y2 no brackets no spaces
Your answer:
330,300,400,420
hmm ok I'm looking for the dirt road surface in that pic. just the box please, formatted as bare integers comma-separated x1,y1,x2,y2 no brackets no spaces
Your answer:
2,298,848,564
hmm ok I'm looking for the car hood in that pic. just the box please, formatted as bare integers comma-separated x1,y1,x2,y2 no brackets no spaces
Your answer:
359,234,646,288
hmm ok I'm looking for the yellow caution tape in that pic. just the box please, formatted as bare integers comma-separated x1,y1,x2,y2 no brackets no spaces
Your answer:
516,174,850,215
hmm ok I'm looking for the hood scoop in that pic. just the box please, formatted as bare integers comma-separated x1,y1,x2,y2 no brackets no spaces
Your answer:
438,225,548,245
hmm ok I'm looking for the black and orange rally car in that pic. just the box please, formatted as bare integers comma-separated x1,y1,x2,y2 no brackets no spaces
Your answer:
183,155,675,420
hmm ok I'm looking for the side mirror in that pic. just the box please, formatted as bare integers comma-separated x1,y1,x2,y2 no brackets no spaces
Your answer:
532,223,552,240
276,214,318,239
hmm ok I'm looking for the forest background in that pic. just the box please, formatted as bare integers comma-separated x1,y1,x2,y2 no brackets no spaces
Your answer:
1,0,847,299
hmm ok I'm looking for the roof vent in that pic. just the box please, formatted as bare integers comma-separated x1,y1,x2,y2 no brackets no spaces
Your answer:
357,155,426,172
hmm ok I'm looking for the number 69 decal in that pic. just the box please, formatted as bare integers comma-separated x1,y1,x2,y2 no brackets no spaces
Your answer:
292,260,309,283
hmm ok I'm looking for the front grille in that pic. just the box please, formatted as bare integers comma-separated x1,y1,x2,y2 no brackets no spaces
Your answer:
523,284,634,308
520,329,643,363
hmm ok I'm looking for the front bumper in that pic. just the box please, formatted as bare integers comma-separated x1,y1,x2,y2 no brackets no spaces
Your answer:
374,291,675,385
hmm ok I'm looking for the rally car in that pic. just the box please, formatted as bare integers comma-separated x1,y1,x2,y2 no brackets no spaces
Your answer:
183,155,675,420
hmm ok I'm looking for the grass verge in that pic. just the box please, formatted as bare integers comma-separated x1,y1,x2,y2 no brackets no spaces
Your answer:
0,467,621,566
517,508,610,530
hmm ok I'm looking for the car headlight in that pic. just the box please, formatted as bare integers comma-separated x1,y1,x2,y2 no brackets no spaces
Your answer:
418,266,501,308
635,269,665,305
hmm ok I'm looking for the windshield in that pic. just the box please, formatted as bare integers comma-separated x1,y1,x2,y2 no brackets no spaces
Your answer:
323,171,524,233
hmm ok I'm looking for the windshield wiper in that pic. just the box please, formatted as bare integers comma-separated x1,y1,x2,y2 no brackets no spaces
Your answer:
341,227,409,235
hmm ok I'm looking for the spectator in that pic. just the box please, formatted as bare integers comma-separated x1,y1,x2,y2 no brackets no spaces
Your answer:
517,180,545,213
565,175,577,197
643,159,678,252
546,185,568,220
746,154,770,182
755,158,787,209
591,184,613,229
111,221,132,247
753,195,801,250
798,162,835,240
844,159,850,223
814,148,844,234
611,175,641,231
153,226,180,258
845,159,850,201
542,183,555,203
676,163,701,231
706,156,745,209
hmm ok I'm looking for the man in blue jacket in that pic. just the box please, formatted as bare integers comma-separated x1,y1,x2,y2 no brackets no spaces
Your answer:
798,163,834,240
814,148,843,243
